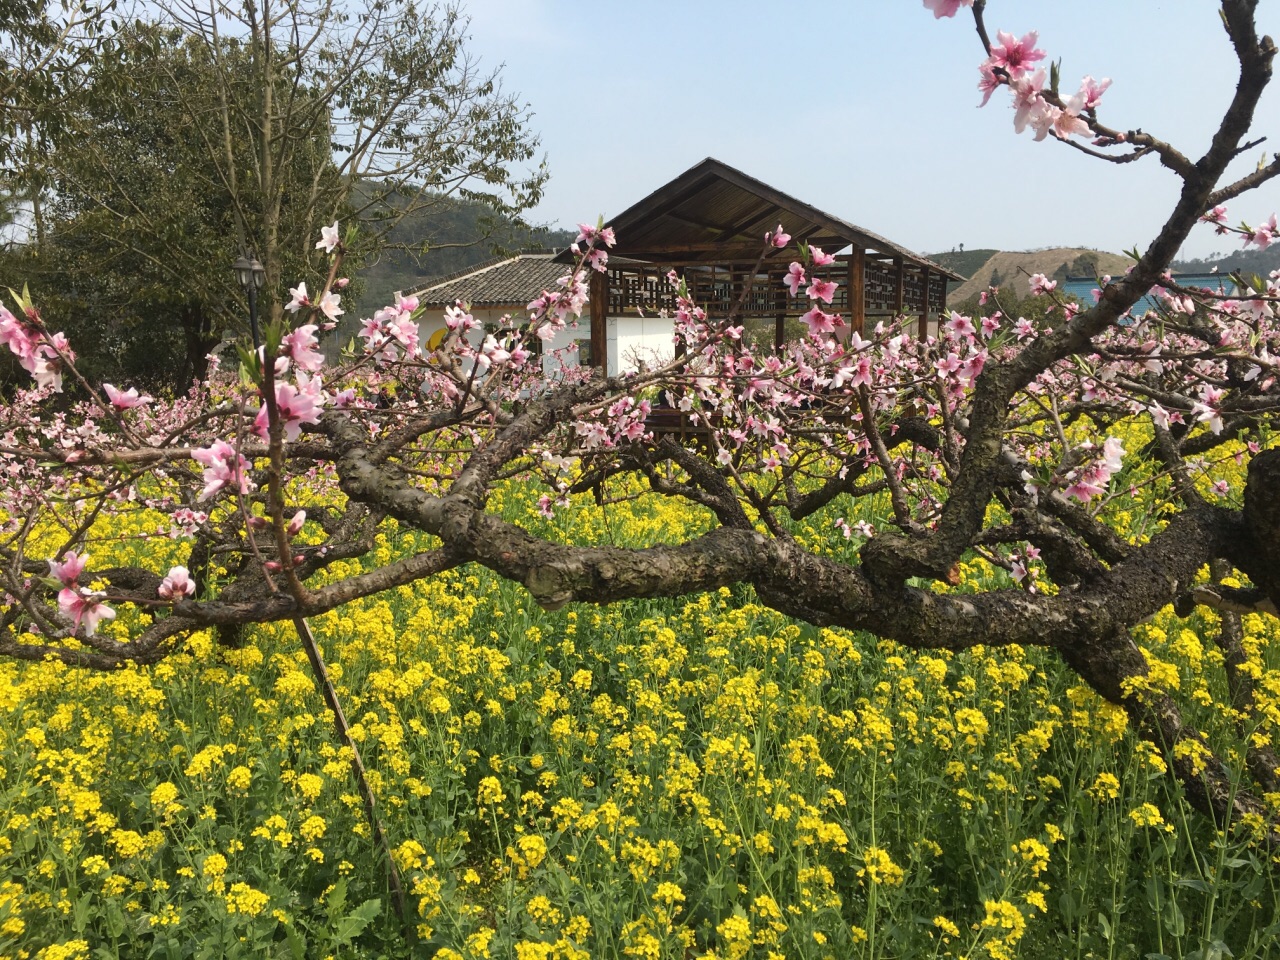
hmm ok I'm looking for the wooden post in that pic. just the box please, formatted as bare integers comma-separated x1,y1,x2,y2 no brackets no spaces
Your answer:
589,270,608,374
673,268,687,365
850,248,866,335
893,257,905,316
917,267,931,341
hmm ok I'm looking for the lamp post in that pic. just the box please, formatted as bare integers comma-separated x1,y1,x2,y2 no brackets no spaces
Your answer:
232,253,267,349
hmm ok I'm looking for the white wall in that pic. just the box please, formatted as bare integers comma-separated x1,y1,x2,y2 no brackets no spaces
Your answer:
609,316,675,375
417,307,673,378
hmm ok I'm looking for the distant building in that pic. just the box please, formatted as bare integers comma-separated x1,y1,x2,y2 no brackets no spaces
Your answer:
1062,272,1239,316
411,158,963,378
413,252,675,378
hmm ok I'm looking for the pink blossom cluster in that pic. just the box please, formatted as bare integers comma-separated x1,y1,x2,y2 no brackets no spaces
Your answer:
969,25,1110,143
570,222,616,273
1060,436,1126,503
0,301,74,392
527,271,591,345
573,396,652,450
286,282,343,324
192,440,255,501
360,292,421,362
280,324,325,372
48,551,116,636
1199,204,1278,250
254,371,326,442
169,507,209,537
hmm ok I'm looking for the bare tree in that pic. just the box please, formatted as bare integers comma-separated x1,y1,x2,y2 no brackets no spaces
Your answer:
154,0,546,304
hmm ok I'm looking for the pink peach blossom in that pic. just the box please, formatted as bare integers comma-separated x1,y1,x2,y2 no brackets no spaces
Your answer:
809,245,836,267
316,221,341,254
158,565,196,599
49,551,88,587
1076,75,1111,110
58,588,115,635
923,0,973,18
281,325,324,372
802,307,840,336
785,263,806,297
806,278,837,304
286,282,310,313
988,30,1046,78
103,383,152,410
192,441,254,501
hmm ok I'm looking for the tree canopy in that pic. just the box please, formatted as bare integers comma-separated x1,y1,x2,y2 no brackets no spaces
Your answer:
2,0,547,391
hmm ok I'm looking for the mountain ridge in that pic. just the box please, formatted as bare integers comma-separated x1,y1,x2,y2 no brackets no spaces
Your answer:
929,245,1280,306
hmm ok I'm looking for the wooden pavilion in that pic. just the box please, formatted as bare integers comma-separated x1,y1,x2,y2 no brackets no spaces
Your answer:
570,158,963,369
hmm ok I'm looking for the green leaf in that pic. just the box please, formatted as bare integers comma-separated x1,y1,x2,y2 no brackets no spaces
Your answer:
104,897,126,938
324,877,348,925
1161,897,1185,937
73,891,95,932
236,342,263,388
284,923,307,960
331,898,382,947
263,318,286,357
1144,874,1161,913
1057,891,1079,922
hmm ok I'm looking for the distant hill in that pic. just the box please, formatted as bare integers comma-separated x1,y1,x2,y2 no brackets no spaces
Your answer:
927,248,999,281
349,191,576,321
1171,246,1280,279
933,247,1137,303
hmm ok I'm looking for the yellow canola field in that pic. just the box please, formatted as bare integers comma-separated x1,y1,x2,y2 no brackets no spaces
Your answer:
1,432,1279,959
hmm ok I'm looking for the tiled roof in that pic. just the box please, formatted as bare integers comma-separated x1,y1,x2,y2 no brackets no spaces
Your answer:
413,253,570,307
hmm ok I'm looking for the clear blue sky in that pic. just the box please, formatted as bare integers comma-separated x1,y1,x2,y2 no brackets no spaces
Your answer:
464,0,1280,261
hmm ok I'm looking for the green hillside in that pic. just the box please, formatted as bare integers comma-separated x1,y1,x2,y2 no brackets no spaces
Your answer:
349,193,576,320
926,248,999,281
1172,246,1280,278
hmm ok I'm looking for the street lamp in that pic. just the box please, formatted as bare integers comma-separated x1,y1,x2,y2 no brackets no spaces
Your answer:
233,253,266,349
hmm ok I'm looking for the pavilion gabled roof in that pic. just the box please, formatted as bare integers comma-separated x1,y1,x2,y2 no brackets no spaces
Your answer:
583,157,962,280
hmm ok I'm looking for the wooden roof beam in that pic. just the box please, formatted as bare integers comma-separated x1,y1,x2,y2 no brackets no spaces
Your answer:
712,198,781,243
616,243,796,259
662,209,741,234
611,174,717,227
